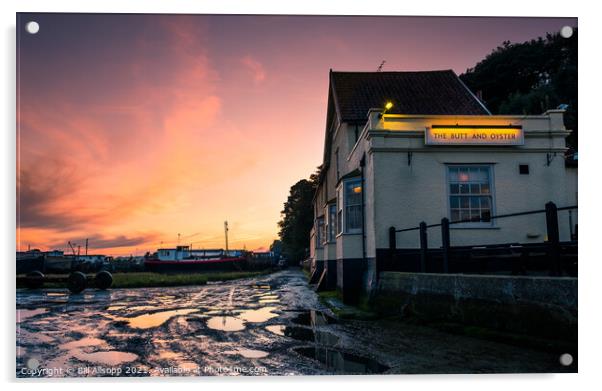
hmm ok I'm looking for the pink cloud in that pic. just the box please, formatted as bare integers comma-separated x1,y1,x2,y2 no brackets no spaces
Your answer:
241,55,267,84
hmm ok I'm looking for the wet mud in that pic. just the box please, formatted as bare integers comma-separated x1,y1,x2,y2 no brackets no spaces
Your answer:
17,269,572,377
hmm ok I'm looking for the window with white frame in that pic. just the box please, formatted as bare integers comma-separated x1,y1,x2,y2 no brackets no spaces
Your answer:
316,216,325,247
448,165,494,225
344,179,362,233
326,203,337,242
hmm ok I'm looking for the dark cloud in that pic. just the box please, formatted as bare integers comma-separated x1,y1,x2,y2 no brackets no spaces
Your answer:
48,234,158,251
17,158,90,231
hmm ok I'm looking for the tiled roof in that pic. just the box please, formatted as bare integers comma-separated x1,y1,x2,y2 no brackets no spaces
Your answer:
330,70,490,121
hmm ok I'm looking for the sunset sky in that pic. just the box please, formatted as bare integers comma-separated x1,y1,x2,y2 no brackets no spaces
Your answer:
16,14,576,256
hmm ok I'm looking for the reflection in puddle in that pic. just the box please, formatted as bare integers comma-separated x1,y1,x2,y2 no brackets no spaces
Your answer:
265,325,285,336
258,299,280,304
251,285,271,289
128,305,160,312
47,292,67,297
61,337,105,350
294,347,388,374
224,348,269,359
257,294,279,300
156,350,180,359
238,307,278,323
206,316,245,331
237,307,279,323
124,309,199,329
107,305,126,311
72,350,139,366
292,311,337,326
266,325,339,345
17,308,47,322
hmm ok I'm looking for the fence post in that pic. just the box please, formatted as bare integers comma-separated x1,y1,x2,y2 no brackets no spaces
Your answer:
441,218,450,273
419,222,428,272
545,201,560,276
388,226,396,251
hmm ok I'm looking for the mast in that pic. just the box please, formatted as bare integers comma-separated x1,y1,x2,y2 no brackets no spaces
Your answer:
224,221,229,255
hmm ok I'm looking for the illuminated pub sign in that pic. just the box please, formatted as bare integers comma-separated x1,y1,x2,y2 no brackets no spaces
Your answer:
425,125,524,146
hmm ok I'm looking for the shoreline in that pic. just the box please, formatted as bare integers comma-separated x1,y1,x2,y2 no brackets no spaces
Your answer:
16,269,276,290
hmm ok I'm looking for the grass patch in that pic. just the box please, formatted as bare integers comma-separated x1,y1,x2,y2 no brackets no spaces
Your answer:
17,269,274,290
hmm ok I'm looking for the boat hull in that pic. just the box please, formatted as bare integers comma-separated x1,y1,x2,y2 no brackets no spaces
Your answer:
144,257,247,273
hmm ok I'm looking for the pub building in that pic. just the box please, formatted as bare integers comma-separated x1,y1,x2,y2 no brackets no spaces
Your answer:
309,70,577,303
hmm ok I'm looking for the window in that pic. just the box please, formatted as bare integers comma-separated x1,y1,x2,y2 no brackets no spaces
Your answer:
448,165,494,225
327,203,337,242
316,216,325,247
344,179,363,233
337,187,343,235
519,164,529,175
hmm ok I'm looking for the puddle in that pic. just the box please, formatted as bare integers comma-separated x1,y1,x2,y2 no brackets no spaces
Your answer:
265,325,286,336
124,309,199,329
127,305,158,312
206,316,245,331
257,294,279,299
156,350,180,359
72,350,139,366
259,299,280,304
237,307,279,323
61,337,105,350
17,308,47,322
224,348,269,359
294,347,388,374
251,285,271,289
292,311,337,326
266,325,339,345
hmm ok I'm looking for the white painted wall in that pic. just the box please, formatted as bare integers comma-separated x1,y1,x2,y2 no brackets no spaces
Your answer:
312,109,576,261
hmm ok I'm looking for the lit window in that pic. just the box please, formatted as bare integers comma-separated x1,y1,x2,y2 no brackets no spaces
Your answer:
448,165,494,225
344,179,362,233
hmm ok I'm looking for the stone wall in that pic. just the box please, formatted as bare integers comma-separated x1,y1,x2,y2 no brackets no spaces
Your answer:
374,272,577,342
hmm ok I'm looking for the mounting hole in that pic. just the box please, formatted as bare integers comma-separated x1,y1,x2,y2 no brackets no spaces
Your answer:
25,21,40,34
560,26,573,39
26,357,40,370
559,353,573,366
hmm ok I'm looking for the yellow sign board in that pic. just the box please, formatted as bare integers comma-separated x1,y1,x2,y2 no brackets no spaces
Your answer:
425,125,524,146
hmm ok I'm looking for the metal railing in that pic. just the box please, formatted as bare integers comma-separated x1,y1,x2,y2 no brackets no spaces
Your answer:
385,202,577,276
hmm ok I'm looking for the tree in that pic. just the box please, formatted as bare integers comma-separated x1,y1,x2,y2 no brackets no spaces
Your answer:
460,30,577,148
277,167,321,263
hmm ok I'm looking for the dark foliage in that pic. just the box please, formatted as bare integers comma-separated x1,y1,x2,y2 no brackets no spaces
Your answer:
460,29,577,148
277,168,321,263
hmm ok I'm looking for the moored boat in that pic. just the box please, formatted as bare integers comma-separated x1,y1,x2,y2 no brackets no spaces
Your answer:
144,246,248,272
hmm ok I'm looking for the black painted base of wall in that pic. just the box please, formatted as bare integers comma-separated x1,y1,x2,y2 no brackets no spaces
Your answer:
309,260,324,284
325,259,337,290
336,258,367,305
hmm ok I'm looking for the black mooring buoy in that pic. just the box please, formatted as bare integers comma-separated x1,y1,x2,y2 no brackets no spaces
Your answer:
67,271,87,294
94,270,113,290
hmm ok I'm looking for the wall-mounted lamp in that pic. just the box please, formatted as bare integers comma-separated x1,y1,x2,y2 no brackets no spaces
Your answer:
379,102,393,118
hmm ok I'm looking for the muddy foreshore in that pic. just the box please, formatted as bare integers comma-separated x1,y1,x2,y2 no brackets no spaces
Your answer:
16,269,571,377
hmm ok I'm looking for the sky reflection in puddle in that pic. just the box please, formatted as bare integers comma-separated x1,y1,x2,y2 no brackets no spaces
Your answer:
224,348,269,359
237,307,278,323
17,308,47,322
72,350,139,366
61,337,105,350
206,316,246,331
121,308,199,329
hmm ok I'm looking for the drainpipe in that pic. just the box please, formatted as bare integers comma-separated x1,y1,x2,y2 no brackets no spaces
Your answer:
360,154,366,262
